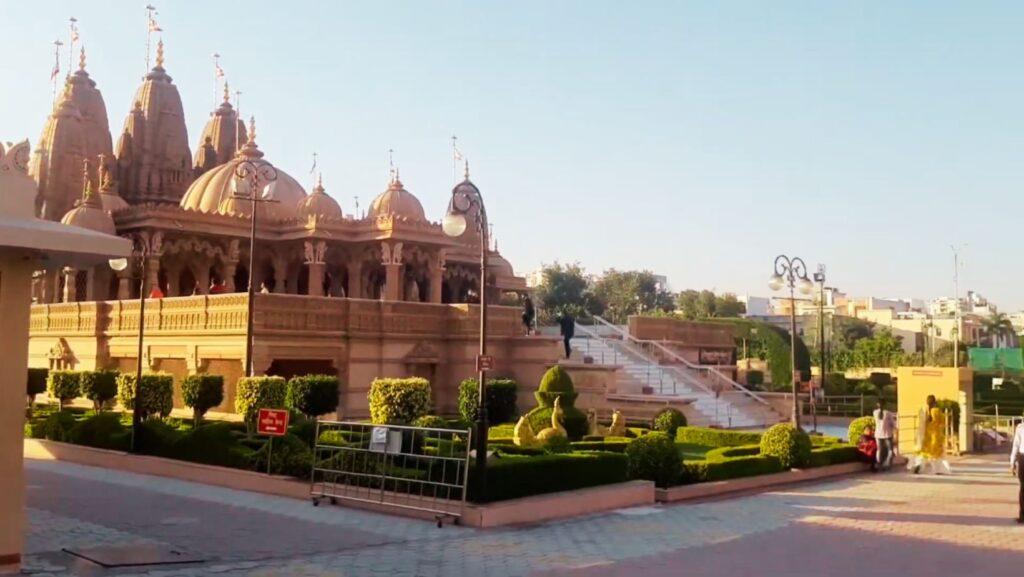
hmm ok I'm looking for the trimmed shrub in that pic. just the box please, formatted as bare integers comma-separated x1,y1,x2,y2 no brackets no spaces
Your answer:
535,365,578,407
676,426,762,448
759,423,811,469
682,449,783,484
413,415,448,429
135,419,184,456
250,434,312,477
823,372,848,395
68,412,129,450
571,439,632,453
235,376,287,433
47,370,81,410
625,432,682,488
808,444,859,467
936,398,961,432
181,375,225,426
80,370,119,411
847,416,875,443
367,377,431,425
171,422,254,469
652,407,687,438
42,410,78,442
526,405,589,441
286,375,339,418
853,380,878,396
117,373,174,420
469,452,628,502
745,370,764,387
27,368,49,408
458,377,518,424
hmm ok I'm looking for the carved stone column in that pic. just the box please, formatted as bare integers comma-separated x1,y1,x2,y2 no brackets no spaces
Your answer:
346,261,363,299
117,270,131,300
224,239,240,292
193,263,210,296
381,242,404,301
146,257,161,296
272,256,289,294
428,251,446,304
62,267,76,303
304,240,327,297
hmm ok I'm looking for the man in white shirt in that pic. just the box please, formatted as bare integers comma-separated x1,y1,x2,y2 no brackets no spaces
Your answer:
873,401,897,471
1010,420,1024,522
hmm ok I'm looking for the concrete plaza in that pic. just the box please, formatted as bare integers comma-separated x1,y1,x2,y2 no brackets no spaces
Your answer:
22,453,1022,576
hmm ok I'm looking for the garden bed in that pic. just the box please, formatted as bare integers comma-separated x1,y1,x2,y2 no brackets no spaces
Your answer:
655,461,871,503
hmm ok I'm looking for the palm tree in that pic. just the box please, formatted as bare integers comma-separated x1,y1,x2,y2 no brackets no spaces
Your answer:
981,312,1014,348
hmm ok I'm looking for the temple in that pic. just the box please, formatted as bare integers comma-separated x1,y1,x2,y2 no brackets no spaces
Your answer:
26,41,550,417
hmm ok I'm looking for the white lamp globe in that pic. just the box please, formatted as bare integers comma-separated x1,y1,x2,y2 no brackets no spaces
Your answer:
442,212,468,237
108,257,129,272
798,278,814,295
767,274,784,292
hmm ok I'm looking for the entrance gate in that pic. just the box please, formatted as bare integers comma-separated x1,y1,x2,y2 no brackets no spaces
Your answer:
310,421,472,524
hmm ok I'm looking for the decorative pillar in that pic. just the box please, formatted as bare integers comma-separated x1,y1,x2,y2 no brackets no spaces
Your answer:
117,270,131,300
428,251,445,304
164,263,182,297
381,242,403,301
224,239,239,292
272,256,288,294
146,256,161,296
346,261,363,299
304,241,327,297
62,267,76,302
193,263,210,296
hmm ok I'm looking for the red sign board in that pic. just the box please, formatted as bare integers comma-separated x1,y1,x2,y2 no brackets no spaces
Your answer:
476,355,494,372
257,408,289,436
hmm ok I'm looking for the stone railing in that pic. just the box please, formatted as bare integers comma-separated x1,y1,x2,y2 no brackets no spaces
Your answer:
30,294,523,339
627,315,736,348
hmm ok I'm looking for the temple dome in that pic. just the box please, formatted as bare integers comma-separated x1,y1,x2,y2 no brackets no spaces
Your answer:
296,176,343,220
61,163,116,235
193,83,246,176
488,252,515,277
179,121,306,221
368,173,426,221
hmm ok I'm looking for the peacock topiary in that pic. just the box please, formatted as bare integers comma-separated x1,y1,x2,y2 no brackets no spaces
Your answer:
526,365,588,440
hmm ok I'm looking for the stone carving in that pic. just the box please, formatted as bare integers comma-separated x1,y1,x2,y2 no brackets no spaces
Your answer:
227,239,240,262
47,337,75,367
380,242,404,265
303,240,327,264
393,242,403,265
0,139,31,174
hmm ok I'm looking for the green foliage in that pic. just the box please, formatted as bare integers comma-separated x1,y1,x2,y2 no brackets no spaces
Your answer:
542,435,573,454
68,412,129,450
412,415,448,429
42,410,78,442
289,419,319,448
590,269,675,323
235,376,287,433
570,439,632,453
848,416,875,443
848,329,905,370
852,380,878,396
286,375,339,418
936,398,961,432
27,368,49,404
652,407,687,438
759,423,811,469
250,433,312,477
537,365,575,394
624,432,683,488
469,452,629,502
681,445,784,484
868,372,892,387
79,370,119,411
675,426,762,448
367,377,432,425
745,370,764,387
710,319,810,390
117,373,174,420
823,372,848,395
181,374,225,425
808,444,859,467
676,289,746,320
171,422,253,468
533,262,593,323
47,370,81,409
458,377,518,424
526,405,589,441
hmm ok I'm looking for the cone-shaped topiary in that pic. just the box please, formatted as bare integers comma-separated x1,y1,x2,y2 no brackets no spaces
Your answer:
527,365,587,440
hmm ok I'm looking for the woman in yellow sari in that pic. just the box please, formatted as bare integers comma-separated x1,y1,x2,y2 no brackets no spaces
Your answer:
911,395,952,475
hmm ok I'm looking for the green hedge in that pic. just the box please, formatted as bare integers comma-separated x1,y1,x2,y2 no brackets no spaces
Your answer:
68,412,129,450
250,433,312,477
759,423,811,469
41,410,78,442
117,373,174,420
235,376,287,433
847,416,875,443
470,452,628,502
571,439,632,453
676,426,762,448
458,377,518,424
80,370,119,411
286,375,339,418
47,370,81,409
367,377,432,425
27,368,49,405
182,375,225,425
683,452,783,483
652,407,687,438
808,444,859,468
625,432,682,487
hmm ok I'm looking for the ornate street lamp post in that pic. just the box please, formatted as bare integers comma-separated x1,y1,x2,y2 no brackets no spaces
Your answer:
768,254,813,428
812,264,826,433
108,241,148,453
442,165,490,495
232,158,277,377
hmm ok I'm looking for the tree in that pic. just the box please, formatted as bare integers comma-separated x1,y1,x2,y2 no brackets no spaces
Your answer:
676,290,745,320
982,313,1014,348
849,328,905,369
589,269,674,324
534,262,592,323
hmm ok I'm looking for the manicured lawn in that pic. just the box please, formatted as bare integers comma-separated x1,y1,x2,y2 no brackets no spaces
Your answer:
676,442,711,460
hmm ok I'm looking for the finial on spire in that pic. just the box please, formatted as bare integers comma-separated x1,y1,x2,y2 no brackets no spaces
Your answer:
464,159,470,179
81,158,95,200
223,81,230,103
78,46,86,71
155,38,164,68
316,172,324,191
247,115,256,144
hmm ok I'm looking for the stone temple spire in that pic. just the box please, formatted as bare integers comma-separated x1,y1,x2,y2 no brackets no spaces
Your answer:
193,80,247,176
116,38,193,205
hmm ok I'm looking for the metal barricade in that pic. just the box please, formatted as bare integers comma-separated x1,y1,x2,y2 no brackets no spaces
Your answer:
310,421,471,524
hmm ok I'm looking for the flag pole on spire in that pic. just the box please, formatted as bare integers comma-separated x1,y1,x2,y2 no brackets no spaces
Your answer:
212,53,224,110
145,4,161,71
451,135,464,185
51,39,64,105
68,17,79,76
388,148,395,181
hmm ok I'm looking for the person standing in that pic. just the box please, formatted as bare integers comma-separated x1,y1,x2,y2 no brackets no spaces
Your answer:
1010,419,1024,522
873,401,897,471
522,296,535,335
558,312,575,359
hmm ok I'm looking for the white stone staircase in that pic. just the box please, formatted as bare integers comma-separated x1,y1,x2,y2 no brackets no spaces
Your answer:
571,322,783,429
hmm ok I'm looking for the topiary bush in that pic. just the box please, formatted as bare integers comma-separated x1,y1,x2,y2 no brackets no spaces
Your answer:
759,423,812,469
286,375,339,419
47,370,81,410
526,405,589,441
469,452,628,502
458,377,518,424
847,415,875,443
171,422,254,469
68,412,129,450
412,415,448,429
181,374,225,426
250,434,312,477
42,410,78,442
681,445,784,484
27,367,49,410
624,431,683,488
823,372,848,395
676,426,762,448
652,407,687,438
535,365,578,407
79,370,119,411
808,444,859,467
117,373,174,420
235,376,287,434
367,377,431,425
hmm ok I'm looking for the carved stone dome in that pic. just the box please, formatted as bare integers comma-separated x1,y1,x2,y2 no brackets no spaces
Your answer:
368,173,426,221
61,171,116,235
296,176,343,220
179,122,306,221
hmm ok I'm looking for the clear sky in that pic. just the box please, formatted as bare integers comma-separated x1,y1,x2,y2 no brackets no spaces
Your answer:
2,1,1022,309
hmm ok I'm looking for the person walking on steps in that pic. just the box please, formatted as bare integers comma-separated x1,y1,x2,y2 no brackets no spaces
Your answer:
558,312,575,359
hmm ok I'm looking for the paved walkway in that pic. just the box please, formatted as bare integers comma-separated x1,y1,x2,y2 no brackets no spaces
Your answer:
22,453,1024,576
